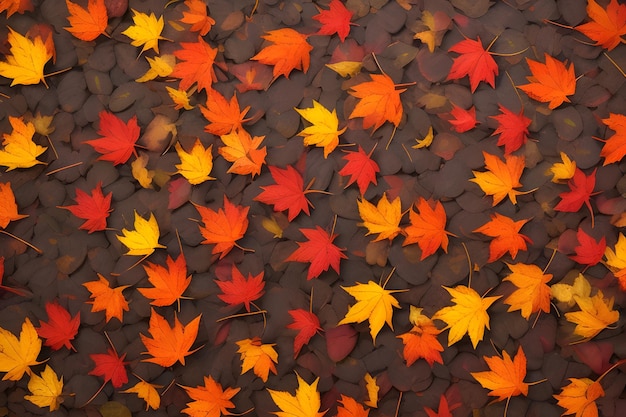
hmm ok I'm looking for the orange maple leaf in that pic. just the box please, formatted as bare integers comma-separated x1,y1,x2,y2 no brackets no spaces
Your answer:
251,28,313,79
397,310,444,367
201,89,251,136
172,36,217,92
471,346,528,402
470,151,529,206
598,113,626,165
235,337,278,382
141,308,201,367
82,274,129,323
348,73,406,132
503,263,552,320
195,196,249,259
336,395,369,417
518,54,576,109
474,213,532,263
576,0,626,51
180,0,215,36
403,198,454,260
554,378,604,417
0,0,33,17
138,254,191,309
0,182,27,229
181,376,240,417
65,0,108,42
218,128,267,177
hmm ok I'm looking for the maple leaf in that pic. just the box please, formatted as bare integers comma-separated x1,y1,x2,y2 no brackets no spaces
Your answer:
196,196,249,259
251,28,313,79
59,183,112,233
83,274,130,323
0,182,27,229
86,111,140,166
267,373,325,417
358,192,403,242
136,54,175,82
139,254,191,308
117,211,165,256
121,9,166,54
570,228,606,267
180,0,215,36
413,10,451,53
0,116,47,171
181,375,240,417
471,346,528,402
518,54,576,109
447,104,477,133
25,365,63,411
172,36,217,92
337,395,369,417
338,281,405,343
0,318,42,381
65,0,108,42
338,145,380,195
424,395,454,417
503,263,552,320
312,0,354,42
565,291,619,341
36,300,80,351
397,306,444,367
215,264,264,312
175,139,215,185
0,28,52,86
446,36,498,92
433,285,501,348
470,151,528,206
167,86,194,110
403,198,453,260
287,309,322,358
348,73,406,132
575,0,626,51
554,377,604,417
473,213,532,263
490,105,532,154
122,379,162,411
89,348,128,388
554,168,597,227
141,308,201,367
604,232,626,290
295,100,346,158
236,337,278,382
218,128,267,177
0,0,33,17
551,151,576,182
201,89,251,136
286,226,347,280
255,165,316,221
364,373,378,408
598,113,626,165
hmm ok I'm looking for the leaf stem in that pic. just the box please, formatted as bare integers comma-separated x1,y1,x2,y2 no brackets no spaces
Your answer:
216,309,267,323
0,230,42,254
46,161,82,176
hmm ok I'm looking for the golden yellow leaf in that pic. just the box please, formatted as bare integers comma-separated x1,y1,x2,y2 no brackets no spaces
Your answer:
122,380,162,410
117,211,166,256
0,317,42,381
550,152,576,183
261,216,284,238
267,373,325,417
433,285,501,348
236,337,278,383
325,61,362,77
122,9,166,54
503,263,552,320
358,193,403,242
166,86,194,110
554,377,604,417
25,365,63,411
413,10,450,53
565,291,619,341
0,116,47,171
470,152,527,206
0,28,52,86
412,126,434,149
175,139,214,185
136,54,175,82
550,273,591,307
295,100,346,158
131,153,154,189
604,232,626,281
364,373,379,408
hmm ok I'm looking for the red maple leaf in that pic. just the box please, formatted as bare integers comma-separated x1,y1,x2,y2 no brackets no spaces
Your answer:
312,0,354,42
59,182,112,233
447,36,498,92
570,227,606,267
286,226,347,280
447,104,477,133
424,395,456,417
490,105,532,154
255,165,317,221
554,168,598,227
89,348,128,388
215,264,265,312
36,300,80,351
85,111,139,166
338,145,380,195
196,196,250,259
287,309,322,358
171,35,217,92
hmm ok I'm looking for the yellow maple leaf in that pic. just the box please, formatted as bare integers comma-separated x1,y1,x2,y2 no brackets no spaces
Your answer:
131,153,154,189
550,273,591,307
166,86,194,110
433,285,501,348
503,263,552,320
470,152,528,206
338,281,406,343
218,128,267,177
0,116,47,171
325,61,362,77
565,290,619,341
550,151,576,183
136,54,175,82
413,10,451,53
25,365,63,411
604,232,626,281
267,373,325,417
412,125,434,149
236,337,278,383
117,211,166,256
122,9,167,54
175,139,214,185
0,28,52,86
364,373,379,408
83,274,130,323
122,379,162,410
295,100,346,158
0,317,42,381
357,192,403,242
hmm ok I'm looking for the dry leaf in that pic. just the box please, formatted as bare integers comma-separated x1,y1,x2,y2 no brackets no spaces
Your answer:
215,264,264,312
139,254,191,308
0,318,42,381
122,380,162,411
397,306,444,367
575,0,626,51
337,395,369,417
83,274,130,323
0,0,33,17
218,128,267,177
295,100,346,158
338,145,380,195
312,0,354,42
0,28,53,86
25,365,63,411
131,153,155,189
565,291,619,341
446,36,498,92
59,183,112,234
604,232,626,290
122,9,166,54
550,152,576,182
36,300,80,351
201,89,250,136
503,263,552,320
0,182,27,229
0,116,47,170
473,213,532,263
65,0,108,41
358,192,403,242
141,308,201,367
267,373,324,417
471,346,528,402
180,0,215,36
287,309,322,358
172,36,217,92
254,165,314,221
251,28,313,79
554,377,604,417
285,226,347,280
89,348,128,388
181,376,240,417
348,74,406,132
518,54,576,109
86,111,140,166
117,211,165,256
551,273,591,307
598,113,626,165
175,139,215,185
403,198,453,260
196,196,249,259
236,337,278,382
470,151,527,206
364,373,378,408
136,54,175,82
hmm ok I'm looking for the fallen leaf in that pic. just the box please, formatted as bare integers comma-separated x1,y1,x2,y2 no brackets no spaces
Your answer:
604,232,626,290
201,89,250,136
326,61,362,77
338,145,380,195
131,153,154,189
215,264,264,312
218,128,267,177
180,0,215,36
414,10,451,53
251,28,313,79
267,373,324,417
550,152,576,182
446,36,498,92
397,306,444,366
338,281,405,343
412,125,434,149
470,151,527,206
0,182,28,229
363,373,378,408
255,165,315,221
0,317,42,381
312,0,354,42
175,139,214,185
136,54,175,82
447,104,477,133
336,395,369,417
0,28,52,86
36,300,80,351
0,116,47,170
86,111,140,166
358,192,403,242
551,273,592,307
141,308,201,367
473,213,532,263
554,168,597,226
295,100,346,158
196,196,249,259
471,346,528,402
25,365,63,411
236,337,278,382
139,254,191,308
403,198,453,260
89,348,128,388
503,263,552,320
122,379,162,411
424,394,453,417
122,9,166,54
518,54,576,109
490,105,532,154
570,228,606,267
0,0,33,17
167,86,194,110
83,274,130,323
286,226,347,280
554,377,604,417
598,113,626,165
181,375,240,417
287,309,322,358
65,0,108,42
348,73,406,132
566,291,619,341
117,211,165,256
172,35,217,92
433,285,501,348
575,0,626,50
59,183,112,233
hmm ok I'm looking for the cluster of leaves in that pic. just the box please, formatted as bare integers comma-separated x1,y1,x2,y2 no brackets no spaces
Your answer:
0,0,626,416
